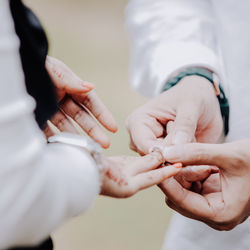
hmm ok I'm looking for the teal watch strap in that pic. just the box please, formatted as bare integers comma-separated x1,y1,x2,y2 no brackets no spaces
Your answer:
163,67,229,135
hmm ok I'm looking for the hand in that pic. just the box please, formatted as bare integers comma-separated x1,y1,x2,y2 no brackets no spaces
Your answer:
126,76,223,155
100,151,182,198
44,56,118,148
158,140,250,231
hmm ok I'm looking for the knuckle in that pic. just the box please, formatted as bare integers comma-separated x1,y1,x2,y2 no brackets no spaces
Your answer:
86,126,96,137
56,118,68,130
187,144,207,162
95,111,103,121
74,109,85,121
51,113,67,129
82,95,92,108
153,151,164,163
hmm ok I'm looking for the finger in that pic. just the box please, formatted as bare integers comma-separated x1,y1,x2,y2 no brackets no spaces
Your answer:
129,151,165,174
43,120,58,138
162,143,227,169
166,120,174,134
126,116,164,154
175,165,219,184
50,110,78,134
202,173,221,194
73,91,118,133
169,103,200,145
60,98,110,148
46,56,94,97
134,163,182,191
163,120,175,146
159,177,215,220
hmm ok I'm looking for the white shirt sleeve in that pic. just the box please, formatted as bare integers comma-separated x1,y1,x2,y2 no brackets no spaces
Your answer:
0,1,100,248
126,0,222,97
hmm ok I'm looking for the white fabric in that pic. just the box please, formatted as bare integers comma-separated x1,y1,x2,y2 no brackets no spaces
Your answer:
0,1,100,248
126,0,250,249
162,214,250,250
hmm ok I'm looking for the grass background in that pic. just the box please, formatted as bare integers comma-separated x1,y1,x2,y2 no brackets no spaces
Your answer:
24,1,173,249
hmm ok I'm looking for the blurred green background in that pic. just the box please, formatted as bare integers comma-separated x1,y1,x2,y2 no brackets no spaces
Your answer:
24,1,173,249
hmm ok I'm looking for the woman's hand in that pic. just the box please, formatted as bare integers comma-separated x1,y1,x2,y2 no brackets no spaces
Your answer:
44,56,118,148
100,151,182,198
158,140,250,231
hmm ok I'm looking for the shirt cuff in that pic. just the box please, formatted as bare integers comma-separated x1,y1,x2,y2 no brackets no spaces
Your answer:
132,42,221,97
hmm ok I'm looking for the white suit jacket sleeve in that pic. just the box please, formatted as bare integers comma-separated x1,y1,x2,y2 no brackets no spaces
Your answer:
0,1,100,248
126,0,222,97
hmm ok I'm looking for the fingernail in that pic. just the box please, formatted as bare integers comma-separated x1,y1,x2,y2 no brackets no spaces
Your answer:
173,163,182,169
80,81,94,91
163,146,182,161
173,131,190,145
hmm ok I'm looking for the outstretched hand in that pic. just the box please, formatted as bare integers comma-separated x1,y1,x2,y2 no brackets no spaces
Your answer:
101,151,182,198
44,56,118,148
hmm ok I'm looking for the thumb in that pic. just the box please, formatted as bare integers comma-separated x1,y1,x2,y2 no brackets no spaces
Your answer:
46,56,94,96
169,103,200,145
162,143,226,169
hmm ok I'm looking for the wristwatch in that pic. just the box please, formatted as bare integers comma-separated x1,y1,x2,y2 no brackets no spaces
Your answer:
48,132,103,173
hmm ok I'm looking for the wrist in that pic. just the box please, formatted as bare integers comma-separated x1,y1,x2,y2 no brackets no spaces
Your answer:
178,75,216,98
175,76,220,114
99,155,107,187
163,67,229,135
99,157,109,196
48,132,104,178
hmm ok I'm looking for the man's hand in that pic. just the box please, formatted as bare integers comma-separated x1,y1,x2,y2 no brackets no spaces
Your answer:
158,140,250,231
126,76,223,155
100,152,182,198
44,56,118,148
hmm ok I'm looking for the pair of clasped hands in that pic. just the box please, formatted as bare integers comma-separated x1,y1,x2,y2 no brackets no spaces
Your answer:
45,57,250,231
